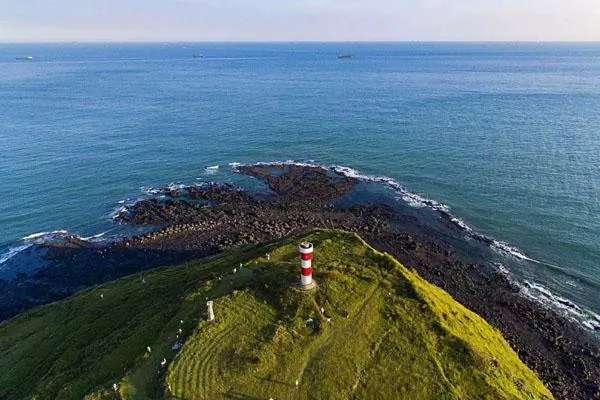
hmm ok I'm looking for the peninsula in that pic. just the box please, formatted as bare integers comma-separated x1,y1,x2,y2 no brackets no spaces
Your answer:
0,164,598,399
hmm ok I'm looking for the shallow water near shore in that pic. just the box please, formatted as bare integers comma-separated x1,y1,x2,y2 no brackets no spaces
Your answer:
1,42,599,328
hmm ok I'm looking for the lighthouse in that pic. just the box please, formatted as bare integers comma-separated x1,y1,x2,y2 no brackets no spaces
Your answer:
298,242,314,288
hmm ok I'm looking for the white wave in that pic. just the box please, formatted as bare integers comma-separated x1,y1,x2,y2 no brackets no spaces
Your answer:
141,158,572,319
450,217,474,232
22,230,68,242
0,243,33,265
254,160,323,169
582,320,600,331
487,270,600,332
18,229,100,247
20,229,111,247
490,241,566,274
141,183,187,195
330,165,452,213
328,164,547,265
237,161,543,267
399,195,426,208
239,160,456,220
167,182,186,191
112,198,135,217
140,186,162,195
490,240,537,262
80,232,107,241
520,280,600,331
110,205,130,220
493,262,511,277
491,263,524,289
204,166,219,175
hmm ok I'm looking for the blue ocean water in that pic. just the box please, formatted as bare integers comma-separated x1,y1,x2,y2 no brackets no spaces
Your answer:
1,43,599,325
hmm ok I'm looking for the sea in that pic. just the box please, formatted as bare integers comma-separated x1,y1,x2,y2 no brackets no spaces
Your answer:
0,42,599,329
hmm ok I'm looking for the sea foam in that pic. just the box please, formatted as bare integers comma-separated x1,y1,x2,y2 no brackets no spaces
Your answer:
522,280,600,331
230,160,553,265
232,160,600,331
495,262,600,331
20,229,110,247
0,244,33,266
204,165,220,175
22,230,69,243
80,232,108,241
328,165,539,262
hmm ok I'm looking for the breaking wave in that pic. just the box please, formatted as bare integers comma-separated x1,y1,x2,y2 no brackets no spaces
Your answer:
204,165,220,175
140,182,186,196
493,263,600,331
522,280,600,331
21,230,112,246
0,244,33,266
231,160,600,332
80,232,108,242
232,160,536,262
1,229,110,268
22,230,69,243
329,165,541,262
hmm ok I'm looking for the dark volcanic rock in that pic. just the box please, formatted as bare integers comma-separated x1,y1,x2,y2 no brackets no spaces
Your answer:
238,164,358,201
3,163,599,400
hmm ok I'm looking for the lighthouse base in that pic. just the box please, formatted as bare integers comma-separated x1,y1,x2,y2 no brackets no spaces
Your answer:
293,280,317,292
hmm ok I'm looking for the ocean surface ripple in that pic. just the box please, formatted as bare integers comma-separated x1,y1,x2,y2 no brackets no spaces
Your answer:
1,42,599,328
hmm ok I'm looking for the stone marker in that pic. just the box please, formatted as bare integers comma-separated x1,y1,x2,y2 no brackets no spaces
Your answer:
207,300,215,321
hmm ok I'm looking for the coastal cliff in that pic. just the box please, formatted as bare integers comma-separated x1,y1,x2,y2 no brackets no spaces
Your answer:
0,230,552,400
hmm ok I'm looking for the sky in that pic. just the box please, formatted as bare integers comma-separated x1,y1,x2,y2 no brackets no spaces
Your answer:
1,0,600,42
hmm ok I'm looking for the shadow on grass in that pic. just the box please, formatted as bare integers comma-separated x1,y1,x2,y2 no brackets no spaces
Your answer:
254,375,295,388
223,390,265,400
0,242,267,321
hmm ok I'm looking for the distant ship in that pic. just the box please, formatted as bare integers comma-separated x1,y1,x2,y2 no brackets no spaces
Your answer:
337,54,353,60
15,56,34,61
193,54,204,58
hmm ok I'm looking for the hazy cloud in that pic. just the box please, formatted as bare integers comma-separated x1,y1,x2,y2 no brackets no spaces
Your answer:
1,0,599,42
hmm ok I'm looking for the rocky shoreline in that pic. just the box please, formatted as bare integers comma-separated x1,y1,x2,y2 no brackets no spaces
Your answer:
1,164,599,399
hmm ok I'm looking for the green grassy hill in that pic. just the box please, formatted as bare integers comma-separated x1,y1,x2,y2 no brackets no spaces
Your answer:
0,230,553,400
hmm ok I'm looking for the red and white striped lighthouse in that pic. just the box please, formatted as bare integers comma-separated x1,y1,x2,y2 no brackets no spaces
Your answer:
298,242,314,287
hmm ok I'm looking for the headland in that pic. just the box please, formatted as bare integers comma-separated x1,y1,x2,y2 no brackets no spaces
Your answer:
0,163,598,399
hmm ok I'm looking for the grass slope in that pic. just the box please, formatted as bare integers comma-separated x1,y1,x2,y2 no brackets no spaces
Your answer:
0,230,553,400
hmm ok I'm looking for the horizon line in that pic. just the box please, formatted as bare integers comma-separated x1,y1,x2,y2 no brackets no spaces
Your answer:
2,40,600,45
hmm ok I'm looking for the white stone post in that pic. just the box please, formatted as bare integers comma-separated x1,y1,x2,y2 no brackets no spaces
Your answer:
207,300,215,322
